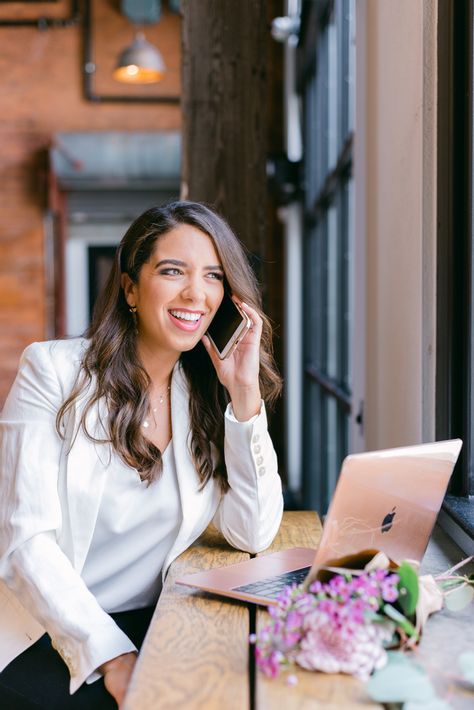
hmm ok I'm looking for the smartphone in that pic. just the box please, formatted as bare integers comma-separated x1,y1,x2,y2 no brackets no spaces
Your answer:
206,294,252,360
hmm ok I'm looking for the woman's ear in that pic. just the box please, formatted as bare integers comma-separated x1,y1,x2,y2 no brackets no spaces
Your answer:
121,273,136,307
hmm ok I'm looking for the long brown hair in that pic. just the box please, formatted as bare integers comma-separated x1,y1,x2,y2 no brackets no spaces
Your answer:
57,201,282,490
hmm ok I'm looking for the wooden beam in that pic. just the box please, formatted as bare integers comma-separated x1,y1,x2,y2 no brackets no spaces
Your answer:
181,0,268,262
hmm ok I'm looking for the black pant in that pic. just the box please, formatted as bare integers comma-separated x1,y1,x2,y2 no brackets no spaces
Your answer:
0,606,154,710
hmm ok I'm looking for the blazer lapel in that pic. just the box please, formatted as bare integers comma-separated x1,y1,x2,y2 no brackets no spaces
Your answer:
169,363,199,537
162,362,220,576
64,396,110,572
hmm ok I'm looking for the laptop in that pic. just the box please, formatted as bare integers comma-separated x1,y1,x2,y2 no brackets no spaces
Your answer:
176,439,462,606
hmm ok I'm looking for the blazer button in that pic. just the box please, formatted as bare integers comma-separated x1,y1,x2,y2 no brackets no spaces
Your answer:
258,467,266,477
256,456,263,465
253,444,261,454
252,434,260,444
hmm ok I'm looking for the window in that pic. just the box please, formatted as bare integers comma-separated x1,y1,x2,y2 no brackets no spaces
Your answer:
48,131,180,337
65,222,127,335
299,0,355,512
436,1,474,553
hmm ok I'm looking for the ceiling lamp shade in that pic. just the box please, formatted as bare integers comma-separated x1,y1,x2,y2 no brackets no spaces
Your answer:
113,32,166,84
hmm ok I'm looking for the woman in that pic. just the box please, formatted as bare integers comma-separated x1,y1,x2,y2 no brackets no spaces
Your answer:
0,201,283,709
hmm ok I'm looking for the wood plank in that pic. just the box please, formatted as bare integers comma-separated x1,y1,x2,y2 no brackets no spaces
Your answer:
123,526,250,710
255,662,381,709
255,511,381,709
258,510,323,552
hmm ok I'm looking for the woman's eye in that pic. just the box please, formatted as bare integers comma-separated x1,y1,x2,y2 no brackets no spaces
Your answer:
207,271,224,281
160,268,182,276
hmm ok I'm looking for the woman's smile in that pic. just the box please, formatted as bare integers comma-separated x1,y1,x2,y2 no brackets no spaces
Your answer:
168,308,206,332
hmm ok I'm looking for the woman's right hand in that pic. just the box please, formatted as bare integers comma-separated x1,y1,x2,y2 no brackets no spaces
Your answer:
100,651,138,707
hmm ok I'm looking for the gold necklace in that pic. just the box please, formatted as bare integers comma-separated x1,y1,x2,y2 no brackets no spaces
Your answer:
142,384,171,429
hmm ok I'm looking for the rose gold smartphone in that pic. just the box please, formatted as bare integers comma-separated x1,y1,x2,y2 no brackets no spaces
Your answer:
206,294,252,360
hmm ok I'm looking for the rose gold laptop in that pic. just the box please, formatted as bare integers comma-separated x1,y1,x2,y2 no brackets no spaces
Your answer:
176,439,462,606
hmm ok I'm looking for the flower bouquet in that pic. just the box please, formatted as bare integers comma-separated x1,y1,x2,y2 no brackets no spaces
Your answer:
251,550,474,702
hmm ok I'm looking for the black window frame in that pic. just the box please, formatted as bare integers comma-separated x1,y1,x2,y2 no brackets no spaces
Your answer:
298,0,354,513
436,0,474,547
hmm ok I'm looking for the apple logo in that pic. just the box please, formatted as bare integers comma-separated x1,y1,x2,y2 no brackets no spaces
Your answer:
381,506,396,533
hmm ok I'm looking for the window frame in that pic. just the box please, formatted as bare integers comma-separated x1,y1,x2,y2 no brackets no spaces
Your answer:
299,0,354,512
436,0,474,551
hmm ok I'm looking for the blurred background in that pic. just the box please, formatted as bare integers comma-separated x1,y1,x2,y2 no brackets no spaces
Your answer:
0,0,472,552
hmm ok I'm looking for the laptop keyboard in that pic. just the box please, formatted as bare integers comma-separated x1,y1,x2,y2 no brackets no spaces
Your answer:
232,566,311,599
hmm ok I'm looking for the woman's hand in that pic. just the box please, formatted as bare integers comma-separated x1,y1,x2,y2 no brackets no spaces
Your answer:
100,651,138,708
202,299,262,421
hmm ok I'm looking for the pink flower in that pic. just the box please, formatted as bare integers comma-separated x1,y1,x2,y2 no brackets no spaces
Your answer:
256,646,286,678
381,577,399,603
295,608,391,681
254,567,403,681
254,555,473,684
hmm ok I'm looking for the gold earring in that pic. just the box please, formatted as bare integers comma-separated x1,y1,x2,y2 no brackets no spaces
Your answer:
129,305,137,313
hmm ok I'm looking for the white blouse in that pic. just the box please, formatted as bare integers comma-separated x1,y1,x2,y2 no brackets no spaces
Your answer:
81,441,182,614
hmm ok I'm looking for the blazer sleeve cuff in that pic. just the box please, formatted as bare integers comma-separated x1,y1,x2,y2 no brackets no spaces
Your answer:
224,401,262,425
224,400,274,487
60,621,137,694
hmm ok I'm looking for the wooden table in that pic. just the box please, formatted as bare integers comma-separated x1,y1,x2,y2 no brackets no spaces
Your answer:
123,511,380,709
123,512,474,709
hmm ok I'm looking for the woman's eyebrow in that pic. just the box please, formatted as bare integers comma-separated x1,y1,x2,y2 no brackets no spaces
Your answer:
155,258,186,267
155,258,223,270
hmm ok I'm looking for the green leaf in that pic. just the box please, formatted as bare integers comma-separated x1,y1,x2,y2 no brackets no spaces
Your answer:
366,652,435,703
397,561,419,617
444,584,474,612
383,604,419,639
459,651,474,684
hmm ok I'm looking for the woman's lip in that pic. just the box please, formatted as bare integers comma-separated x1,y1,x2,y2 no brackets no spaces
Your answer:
169,308,204,314
168,311,203,332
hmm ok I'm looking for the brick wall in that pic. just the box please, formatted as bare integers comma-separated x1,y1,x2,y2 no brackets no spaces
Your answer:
0,1,181,402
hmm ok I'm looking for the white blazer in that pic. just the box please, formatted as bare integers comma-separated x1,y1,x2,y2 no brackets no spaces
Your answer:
0,339,283,692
